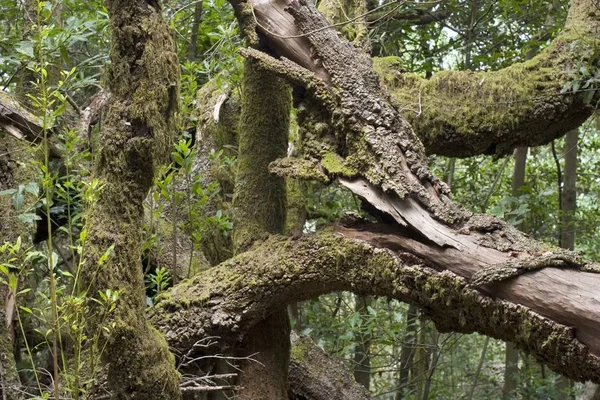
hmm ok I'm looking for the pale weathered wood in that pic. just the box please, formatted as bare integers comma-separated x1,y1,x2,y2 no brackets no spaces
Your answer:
0,90,44,141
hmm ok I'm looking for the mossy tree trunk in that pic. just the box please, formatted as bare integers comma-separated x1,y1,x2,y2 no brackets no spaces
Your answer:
80,1,181,398
0,133,28,399
231,59,292,398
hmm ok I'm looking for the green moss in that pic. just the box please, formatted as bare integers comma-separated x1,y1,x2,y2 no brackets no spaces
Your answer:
232,61,291,252
290,339,309,362
320,152,357,177
373,33,600,157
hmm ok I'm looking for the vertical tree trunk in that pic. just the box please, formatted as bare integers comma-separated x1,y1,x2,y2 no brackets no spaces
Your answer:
232,60,292,399
503,146,528,398
556,128,578,399
560,129,577,251
421,329,440,400
396,304,418,400
353,295,371,390
187,1,203,61
80,1,181,398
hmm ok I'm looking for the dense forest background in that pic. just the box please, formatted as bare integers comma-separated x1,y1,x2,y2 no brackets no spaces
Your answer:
1,0,600,398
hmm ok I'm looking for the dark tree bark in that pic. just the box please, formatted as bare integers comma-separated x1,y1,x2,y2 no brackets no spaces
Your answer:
188,1,203,61
556,128,579,399
80,1,182,398
396,304,418,400
502,146,528,398
353,295,372,390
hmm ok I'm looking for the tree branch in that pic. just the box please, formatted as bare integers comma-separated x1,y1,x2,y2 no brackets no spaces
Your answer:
373,0,600,157
150,230,600,383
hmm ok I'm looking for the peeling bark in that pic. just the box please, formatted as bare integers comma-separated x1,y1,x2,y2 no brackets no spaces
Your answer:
152,0,600,388
150,230,600,383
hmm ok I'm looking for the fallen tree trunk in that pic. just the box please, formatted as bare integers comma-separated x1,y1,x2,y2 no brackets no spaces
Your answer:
151,230,600,383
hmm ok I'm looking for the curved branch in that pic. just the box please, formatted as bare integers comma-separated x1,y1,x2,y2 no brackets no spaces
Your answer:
150,229,600,383
374,0,600,157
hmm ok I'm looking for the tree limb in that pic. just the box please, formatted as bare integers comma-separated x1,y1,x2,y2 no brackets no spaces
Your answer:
150,230,600,383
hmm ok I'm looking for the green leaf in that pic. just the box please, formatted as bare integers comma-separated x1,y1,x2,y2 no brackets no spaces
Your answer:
16,41,34,58
18,213,42,224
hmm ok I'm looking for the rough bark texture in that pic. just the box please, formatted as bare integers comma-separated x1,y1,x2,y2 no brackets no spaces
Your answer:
231,60,292,399
289,332,372,400
151,0,600,389
150,230,600,383
80,1,181,398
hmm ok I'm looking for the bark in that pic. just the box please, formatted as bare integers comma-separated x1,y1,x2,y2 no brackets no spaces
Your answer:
230,60,292,398
353,295,371,390
556,128,579,399
80,0,181,398
188,1,203,61
395,304,418,400
289,332,372,400
150,229,600,383
502,146,528,398
560,129,578,251
151,0,600,388
0,133,29,399
0,91,46,142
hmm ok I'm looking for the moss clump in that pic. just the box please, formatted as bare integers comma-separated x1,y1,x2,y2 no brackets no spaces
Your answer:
373,32,600,157
320,152,357,177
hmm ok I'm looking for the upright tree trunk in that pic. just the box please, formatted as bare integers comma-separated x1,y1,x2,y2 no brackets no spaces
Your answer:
396,304,418,400
232,60,292,399
353,295,372,390
187,1,203,60
503,146,528,398
80,1,181,398
556,128,578,399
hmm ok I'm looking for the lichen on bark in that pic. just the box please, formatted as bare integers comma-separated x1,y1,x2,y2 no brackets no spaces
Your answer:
80,1,181,398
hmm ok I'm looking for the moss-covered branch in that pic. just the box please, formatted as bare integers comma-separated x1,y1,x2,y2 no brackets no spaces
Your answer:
150,230,600,383
374,0,600,157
